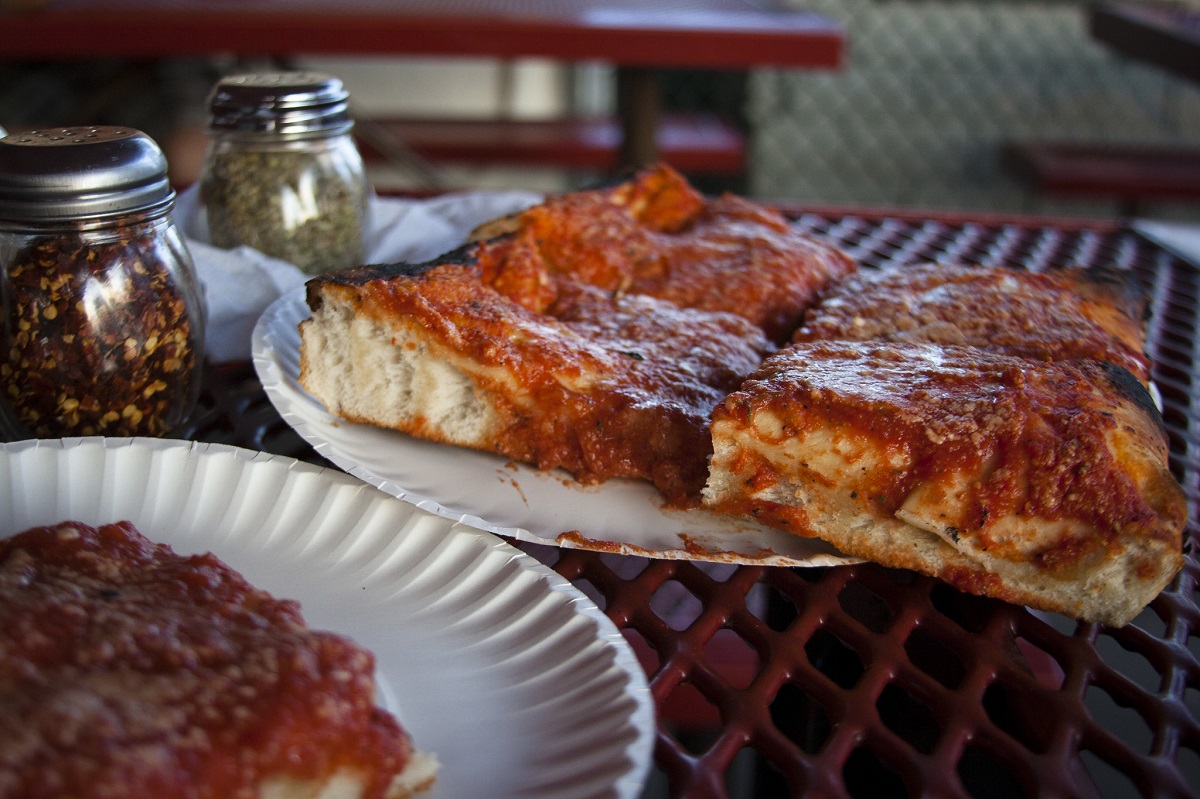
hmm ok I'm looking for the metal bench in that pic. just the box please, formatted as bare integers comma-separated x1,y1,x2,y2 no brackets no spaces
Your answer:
1001,140,1200,216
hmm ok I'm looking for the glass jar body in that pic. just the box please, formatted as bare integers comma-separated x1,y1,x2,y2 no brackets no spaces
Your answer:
198,132,369,275
0,211,206,439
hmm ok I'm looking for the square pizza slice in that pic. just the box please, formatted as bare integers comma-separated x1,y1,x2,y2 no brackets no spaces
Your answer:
300,165,853,505
703,340,1187,626
0,520,438,799
300,250,774,506
469,162,855,344
793,262,1151,383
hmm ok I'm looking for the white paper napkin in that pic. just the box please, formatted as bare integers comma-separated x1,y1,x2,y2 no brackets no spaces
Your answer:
174,185,542,363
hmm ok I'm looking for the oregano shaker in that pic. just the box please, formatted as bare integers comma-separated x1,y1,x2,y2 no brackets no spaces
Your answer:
198,72,369,274
0,126,206,439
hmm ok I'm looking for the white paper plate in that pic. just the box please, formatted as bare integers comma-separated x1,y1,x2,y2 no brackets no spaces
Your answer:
254,288,856,568
0,438,654,799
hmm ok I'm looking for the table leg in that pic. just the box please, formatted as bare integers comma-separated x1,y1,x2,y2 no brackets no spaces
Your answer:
616,65,662,169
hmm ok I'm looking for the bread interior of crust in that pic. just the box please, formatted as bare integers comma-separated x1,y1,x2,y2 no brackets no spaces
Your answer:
259,750,439,799
738,417,1042,563
704,420,1178,627
893,454,1080,562
301,299,501,445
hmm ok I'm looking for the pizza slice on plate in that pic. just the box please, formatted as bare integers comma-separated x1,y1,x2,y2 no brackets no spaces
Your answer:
469,162,855,343
299,164,853,505
0,520,438,799
703,340,1187,626
299,250,774,506
793,262,1151,383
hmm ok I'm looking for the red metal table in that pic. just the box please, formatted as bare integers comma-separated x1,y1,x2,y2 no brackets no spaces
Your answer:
183,206,1200,799
0,0,844,168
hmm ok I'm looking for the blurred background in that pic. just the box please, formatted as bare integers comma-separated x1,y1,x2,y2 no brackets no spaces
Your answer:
1,0,1197,220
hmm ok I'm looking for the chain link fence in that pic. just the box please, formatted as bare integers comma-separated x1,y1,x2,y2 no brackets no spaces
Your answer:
4,2,1197,219
744,0,1200,219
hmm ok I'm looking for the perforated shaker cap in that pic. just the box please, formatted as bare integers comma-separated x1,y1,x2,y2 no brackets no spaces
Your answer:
206,72,354,139
0,126,174,223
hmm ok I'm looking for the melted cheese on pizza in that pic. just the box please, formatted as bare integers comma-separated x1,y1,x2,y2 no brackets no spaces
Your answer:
301,164,855,504
793,262,1150,382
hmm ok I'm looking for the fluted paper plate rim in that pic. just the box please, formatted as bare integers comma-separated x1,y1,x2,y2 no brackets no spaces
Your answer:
254,287,858,568
0,437,654,799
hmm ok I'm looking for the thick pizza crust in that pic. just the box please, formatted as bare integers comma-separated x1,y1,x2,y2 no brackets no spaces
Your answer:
260,752,440,799
703,341,1186,627
300,256,773,505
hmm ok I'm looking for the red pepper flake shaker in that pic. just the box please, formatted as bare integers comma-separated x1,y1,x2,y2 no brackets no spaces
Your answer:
0,126,207,439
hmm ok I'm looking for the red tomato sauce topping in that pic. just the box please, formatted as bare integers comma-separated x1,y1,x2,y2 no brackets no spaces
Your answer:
0,521,412,799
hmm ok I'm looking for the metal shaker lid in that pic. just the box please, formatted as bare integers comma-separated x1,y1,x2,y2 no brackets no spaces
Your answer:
0,126,174,223
206,72,354,139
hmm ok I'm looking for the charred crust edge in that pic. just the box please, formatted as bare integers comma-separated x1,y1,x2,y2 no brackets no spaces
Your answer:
1054,262,1148,324
1097,359,1168,435
302,241,486,312
316,241,482,286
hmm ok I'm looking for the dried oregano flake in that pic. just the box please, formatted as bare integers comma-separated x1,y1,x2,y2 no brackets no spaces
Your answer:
200,146,366,274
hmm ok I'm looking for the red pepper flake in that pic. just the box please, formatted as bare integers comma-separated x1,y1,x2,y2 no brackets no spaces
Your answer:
1,215,198,436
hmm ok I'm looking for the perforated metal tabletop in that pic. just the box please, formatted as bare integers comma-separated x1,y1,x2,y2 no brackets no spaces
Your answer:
185,207,1199,799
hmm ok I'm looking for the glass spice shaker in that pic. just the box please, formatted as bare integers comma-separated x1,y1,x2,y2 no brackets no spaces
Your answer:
198,71,370,275
0,126,206,440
